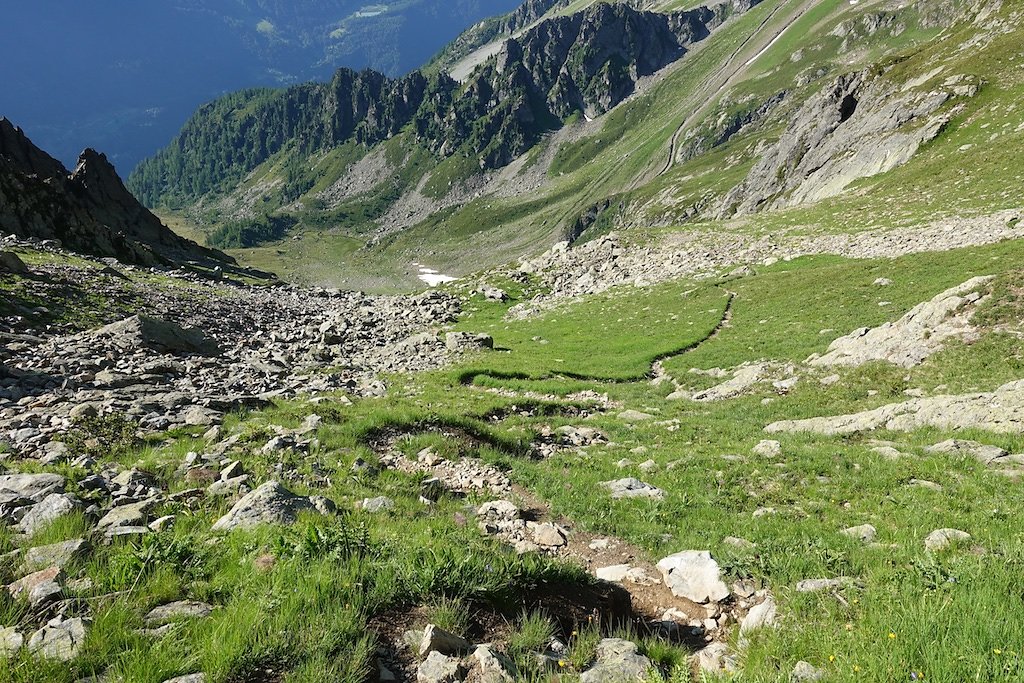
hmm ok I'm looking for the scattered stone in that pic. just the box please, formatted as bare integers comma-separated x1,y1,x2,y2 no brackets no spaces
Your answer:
795,577,853,593
162,675,206,683
144,601,215,625
595,564,631,582
791,660,825,682
925,439,1008,465
532,523,567,548
0,627,24,657
445,332,494,353
618,410,655,422
0,473,65,500
841,524,877,543
418,624,472,657
0,251,29,274
211,481,334,531
740,594,777,634
693,641,739,674
476,500,519,522
20,538,89,574
97,499,156,530
656,550,730,603
579,638,653,683
470,644,515,683
723,536,755,551
752,440,782,458
925,528,971,552
361,497,395,513
600,478,664,500
417,651,464,683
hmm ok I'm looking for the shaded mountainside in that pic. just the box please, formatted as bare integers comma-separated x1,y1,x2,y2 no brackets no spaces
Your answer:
0,119,231,267
129,1,761,207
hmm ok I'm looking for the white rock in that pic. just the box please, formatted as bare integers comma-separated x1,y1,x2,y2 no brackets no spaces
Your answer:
656,550,730,603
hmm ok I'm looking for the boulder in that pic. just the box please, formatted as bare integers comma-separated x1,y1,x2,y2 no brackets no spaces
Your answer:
17,493,81,535
810,277,992,369
27,617,87,661
97,499,157,530
925,528,971,552
739,594,777,634
361,497,395,513
924,439,1008,465
841,524,877,543
580,638,652,683
791,661,825,682
212,481,335,531
752,440,782,458
600,478,664,500
693,641,739,674
91,315,219,356
656,550,730,603
0,251,29,274
445,332,494,352
470,644,515,683
0,473,65,501
20,539,90,574
417,651,464,683
0,627,23,657
531,523,567,547
417,622,473,659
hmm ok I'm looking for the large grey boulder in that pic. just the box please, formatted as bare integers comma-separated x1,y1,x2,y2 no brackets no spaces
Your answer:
0,627,23,657
91,315,219,356
656,550,730,603
580,638,652,683
212,481,335,531
924,439,1008,465
97,499,157,530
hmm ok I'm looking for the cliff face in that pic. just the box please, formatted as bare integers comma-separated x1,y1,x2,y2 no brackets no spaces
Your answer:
0,118,231,266
718,70,979,216
131,1,763,206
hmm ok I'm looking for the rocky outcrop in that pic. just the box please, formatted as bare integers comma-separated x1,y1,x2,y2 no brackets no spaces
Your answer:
810,277,992,368
765,379,1024,435
0,119,229,267
720,70,978,215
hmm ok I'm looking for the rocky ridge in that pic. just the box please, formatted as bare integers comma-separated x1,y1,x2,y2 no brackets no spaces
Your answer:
0,119,229,268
